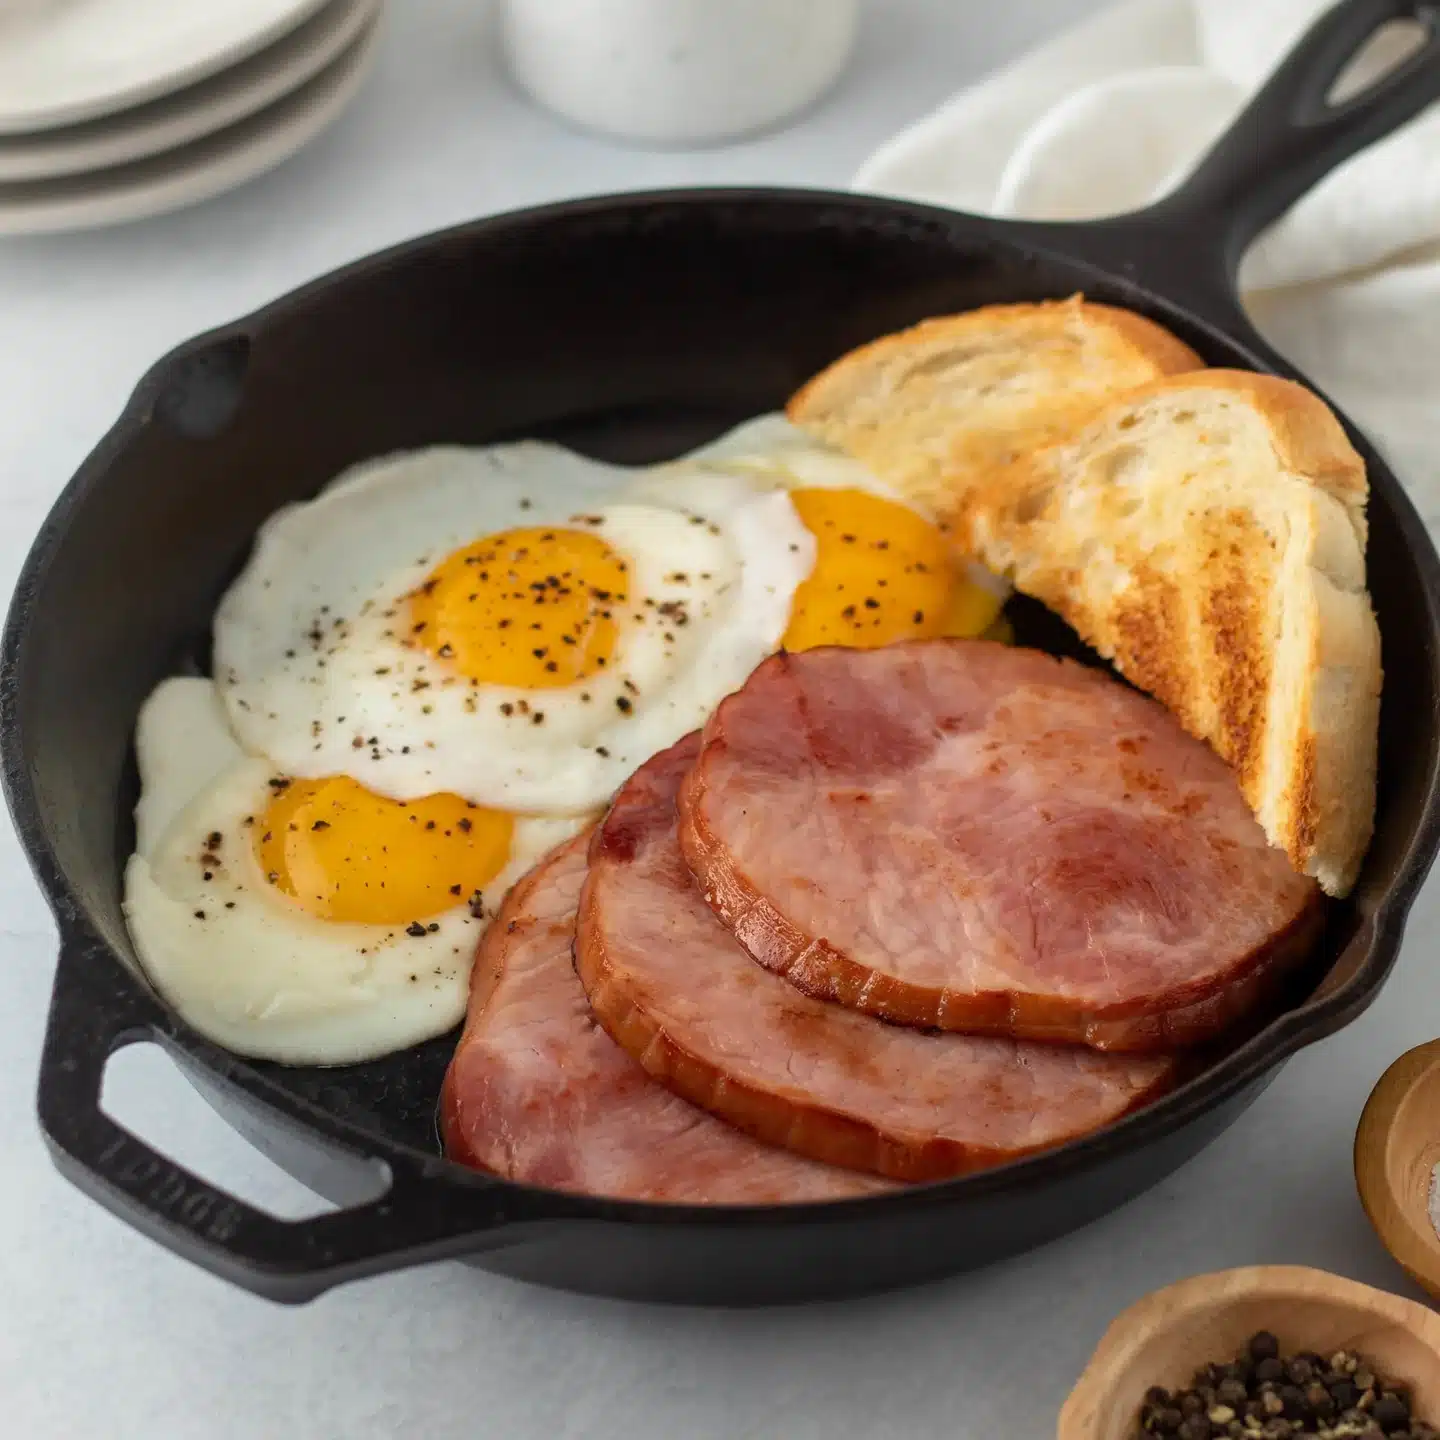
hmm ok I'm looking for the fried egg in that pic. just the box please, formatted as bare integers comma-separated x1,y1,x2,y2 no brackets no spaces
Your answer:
628,416,1012,651
123,677,587,1064
213,445,814,815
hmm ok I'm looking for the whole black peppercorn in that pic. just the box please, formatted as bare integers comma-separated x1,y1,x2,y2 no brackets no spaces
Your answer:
1151,1407,1182,1434
1177,1418,1209,1440
1375,1394,1413,1432
1255,1358,1285,1385
1145,1387,1172,1408
1306,1382,1336,1418
1216,1379,1247,1407
1249,1332,1281,1364
1178,1392,1205,1418
1332,1381,1362,1411
1278,1384,1309,1421
1285,1357,1316,1386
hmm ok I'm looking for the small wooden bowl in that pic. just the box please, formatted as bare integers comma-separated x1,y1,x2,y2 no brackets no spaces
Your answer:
1058,1265,1440,1439
1356,1039,1440,1303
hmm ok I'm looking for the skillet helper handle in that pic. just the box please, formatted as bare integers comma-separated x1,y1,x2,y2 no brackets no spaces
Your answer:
37,936,545,1303
1158,0,1440,270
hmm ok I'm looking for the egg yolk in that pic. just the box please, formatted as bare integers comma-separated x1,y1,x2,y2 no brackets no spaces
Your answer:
255,777,514,925
409,527,628,690
781,488,1004,651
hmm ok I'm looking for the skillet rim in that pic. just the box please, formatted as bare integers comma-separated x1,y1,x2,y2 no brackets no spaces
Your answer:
6,184,1440,1234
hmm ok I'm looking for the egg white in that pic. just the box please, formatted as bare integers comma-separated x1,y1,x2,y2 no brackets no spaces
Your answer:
630,414,913,508
628,415,1013,606
214,443,814,814
123,678,586,1065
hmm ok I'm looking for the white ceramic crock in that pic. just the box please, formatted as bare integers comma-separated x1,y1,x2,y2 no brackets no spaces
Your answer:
498,0,861,147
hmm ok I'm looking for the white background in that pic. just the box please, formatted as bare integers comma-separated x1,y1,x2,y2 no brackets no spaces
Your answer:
2,2,1438,1436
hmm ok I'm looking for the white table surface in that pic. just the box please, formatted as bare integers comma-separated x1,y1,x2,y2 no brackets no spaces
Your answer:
3,2,1439,1436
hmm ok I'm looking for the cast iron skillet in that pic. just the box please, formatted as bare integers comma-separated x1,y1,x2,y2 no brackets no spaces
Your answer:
6,0,1440,1307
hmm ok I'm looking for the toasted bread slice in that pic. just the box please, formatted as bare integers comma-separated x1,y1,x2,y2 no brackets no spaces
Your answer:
955,370,1379,897
787,297,1204,521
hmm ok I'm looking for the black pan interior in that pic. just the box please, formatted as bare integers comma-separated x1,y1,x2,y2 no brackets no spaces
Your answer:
17,193,1438,1164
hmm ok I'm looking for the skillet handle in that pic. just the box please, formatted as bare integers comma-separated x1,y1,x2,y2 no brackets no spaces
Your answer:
1024,0,1440,325
37,934,559,1303
1157,0,1440,272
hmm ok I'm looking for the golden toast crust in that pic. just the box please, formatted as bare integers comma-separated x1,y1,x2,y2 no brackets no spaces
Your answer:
787,297,1204,519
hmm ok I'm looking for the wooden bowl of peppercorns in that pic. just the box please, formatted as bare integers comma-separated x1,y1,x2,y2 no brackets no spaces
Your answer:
1058,1266,1440,1439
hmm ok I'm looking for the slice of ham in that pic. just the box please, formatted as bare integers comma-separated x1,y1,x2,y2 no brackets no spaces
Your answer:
440,833,890,1203
677,642,1323,1052
575,736,1176,1183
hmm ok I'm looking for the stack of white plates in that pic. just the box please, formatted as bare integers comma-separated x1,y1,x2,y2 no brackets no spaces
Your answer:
0,0,383,236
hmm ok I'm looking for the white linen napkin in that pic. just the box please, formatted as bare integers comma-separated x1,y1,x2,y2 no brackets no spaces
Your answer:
853,0,1440,531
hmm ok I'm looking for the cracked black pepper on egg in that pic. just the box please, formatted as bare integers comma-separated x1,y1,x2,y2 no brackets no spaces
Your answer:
1135,1333,1434,1438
